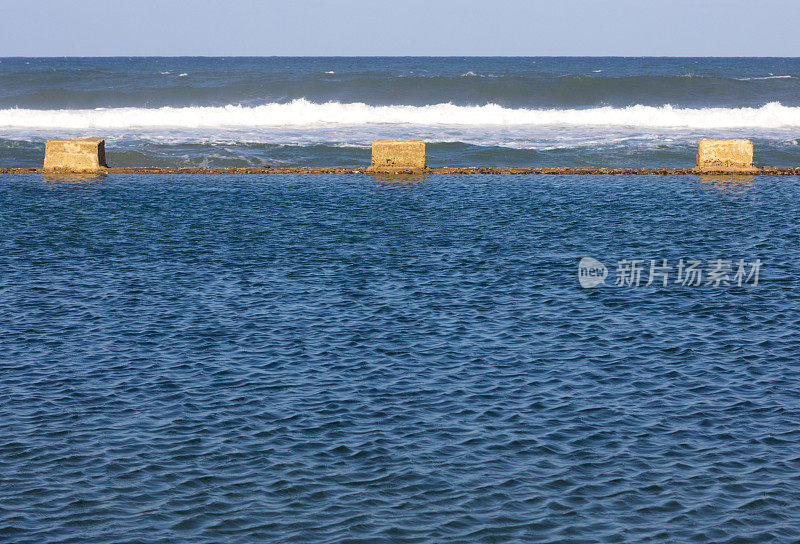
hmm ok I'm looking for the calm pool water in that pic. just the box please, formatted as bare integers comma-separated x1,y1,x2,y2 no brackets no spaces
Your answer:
1,174,799,543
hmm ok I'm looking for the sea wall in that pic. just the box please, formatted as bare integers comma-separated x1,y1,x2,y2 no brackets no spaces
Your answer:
0,137,794,175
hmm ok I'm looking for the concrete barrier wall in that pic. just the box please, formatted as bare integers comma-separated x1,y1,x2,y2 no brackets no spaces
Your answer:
43,138,107,172
4,135,795,175
368,139,425,173
696,139,754,172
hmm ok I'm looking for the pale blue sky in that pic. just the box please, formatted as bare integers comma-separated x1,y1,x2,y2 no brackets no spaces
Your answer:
2,0,800,57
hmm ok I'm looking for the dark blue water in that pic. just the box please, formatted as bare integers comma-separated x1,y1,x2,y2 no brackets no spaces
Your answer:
2,57,800,168
2,173,799,542
3,57,800,109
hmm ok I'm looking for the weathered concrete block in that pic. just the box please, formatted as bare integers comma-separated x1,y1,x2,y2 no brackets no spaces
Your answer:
696,139,754,172
43,138,107,172
369,139,425,172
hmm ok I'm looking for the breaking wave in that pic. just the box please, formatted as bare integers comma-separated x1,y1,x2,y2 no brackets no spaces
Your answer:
2,99,800,129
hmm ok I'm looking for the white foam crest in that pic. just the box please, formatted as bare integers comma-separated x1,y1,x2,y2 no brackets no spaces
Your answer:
736,75,792,81
2,99,800,129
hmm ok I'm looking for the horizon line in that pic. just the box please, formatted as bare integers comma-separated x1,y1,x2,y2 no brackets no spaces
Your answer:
3,55,800,59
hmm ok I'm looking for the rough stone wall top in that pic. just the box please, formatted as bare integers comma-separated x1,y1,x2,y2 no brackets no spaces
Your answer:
369,139,426,172
44,138,107,172
696,139,754,172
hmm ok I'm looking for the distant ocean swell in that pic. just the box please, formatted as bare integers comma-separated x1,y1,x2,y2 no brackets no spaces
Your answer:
1,73,798,110
3,100,800,129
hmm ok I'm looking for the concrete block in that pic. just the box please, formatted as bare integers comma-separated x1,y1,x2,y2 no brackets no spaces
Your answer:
696,139,754,172
369,139,425,173
43,138,107,172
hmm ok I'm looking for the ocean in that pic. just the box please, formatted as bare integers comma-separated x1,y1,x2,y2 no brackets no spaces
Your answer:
1,57,800,168
2,58,800,543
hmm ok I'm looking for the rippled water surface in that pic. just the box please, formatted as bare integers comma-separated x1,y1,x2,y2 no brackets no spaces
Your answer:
1,174,800,543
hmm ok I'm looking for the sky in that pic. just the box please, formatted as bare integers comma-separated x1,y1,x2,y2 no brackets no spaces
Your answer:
2,0,800,57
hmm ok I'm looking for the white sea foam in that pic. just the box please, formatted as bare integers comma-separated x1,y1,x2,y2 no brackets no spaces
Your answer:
2,99,800,129
736,75,792,81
